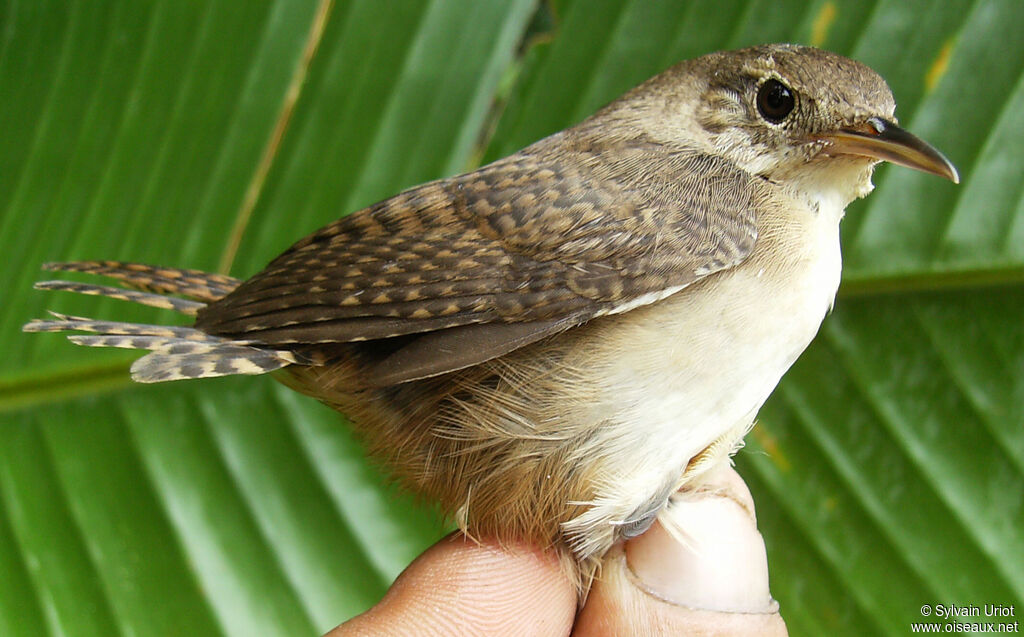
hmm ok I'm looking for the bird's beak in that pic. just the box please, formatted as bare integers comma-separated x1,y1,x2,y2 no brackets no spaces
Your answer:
820,117,959,184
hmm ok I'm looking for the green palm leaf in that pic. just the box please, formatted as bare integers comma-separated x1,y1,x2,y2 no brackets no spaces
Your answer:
2,1,1020,635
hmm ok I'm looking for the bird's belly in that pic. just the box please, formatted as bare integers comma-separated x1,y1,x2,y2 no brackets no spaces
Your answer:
619,265,831,447
564,214,842,503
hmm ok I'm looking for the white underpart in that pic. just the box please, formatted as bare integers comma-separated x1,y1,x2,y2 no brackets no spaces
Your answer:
601,283,693,317
559,183,850,556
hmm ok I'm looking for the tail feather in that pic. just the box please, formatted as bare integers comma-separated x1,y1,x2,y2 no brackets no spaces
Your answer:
68,334,232,352
24,317,211,340
130,347,297,383
42,261,241,302
25,261,304,383
34,280,206,315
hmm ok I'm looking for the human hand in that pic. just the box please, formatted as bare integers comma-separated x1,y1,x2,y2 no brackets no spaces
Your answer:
326,466,786,636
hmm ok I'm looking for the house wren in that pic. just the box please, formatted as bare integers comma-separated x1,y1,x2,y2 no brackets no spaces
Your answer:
26,44,957,592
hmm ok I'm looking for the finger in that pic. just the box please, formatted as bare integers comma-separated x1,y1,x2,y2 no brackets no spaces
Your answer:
574,466,787,636
327,534,575,637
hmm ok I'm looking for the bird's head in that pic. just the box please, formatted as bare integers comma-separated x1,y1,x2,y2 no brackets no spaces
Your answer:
623,44,958,207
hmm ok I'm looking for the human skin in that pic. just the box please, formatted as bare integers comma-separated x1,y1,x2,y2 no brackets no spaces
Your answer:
328,466,787,637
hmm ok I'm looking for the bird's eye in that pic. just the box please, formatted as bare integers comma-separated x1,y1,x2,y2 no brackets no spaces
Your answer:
756,79,795,123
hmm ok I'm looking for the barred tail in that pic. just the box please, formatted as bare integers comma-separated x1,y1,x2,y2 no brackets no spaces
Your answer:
40,260,242,302
23,261,307,383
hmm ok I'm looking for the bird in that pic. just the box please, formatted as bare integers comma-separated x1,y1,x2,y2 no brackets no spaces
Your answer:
25,44,957,594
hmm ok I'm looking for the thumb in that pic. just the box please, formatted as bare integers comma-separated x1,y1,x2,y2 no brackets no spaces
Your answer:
327,534,575,636
574,466,787,636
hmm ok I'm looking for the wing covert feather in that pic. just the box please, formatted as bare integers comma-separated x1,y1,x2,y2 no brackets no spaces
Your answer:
196,134,760,372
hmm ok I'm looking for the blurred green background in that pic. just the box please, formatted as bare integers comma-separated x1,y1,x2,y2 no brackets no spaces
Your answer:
2,1,1022,635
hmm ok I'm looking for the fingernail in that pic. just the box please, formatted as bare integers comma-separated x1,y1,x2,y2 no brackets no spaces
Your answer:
624,493,776,613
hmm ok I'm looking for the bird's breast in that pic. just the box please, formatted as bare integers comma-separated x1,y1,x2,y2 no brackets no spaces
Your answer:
560,192,844,490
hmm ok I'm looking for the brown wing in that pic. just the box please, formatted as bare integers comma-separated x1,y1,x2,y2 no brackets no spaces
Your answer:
195,133,759,383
